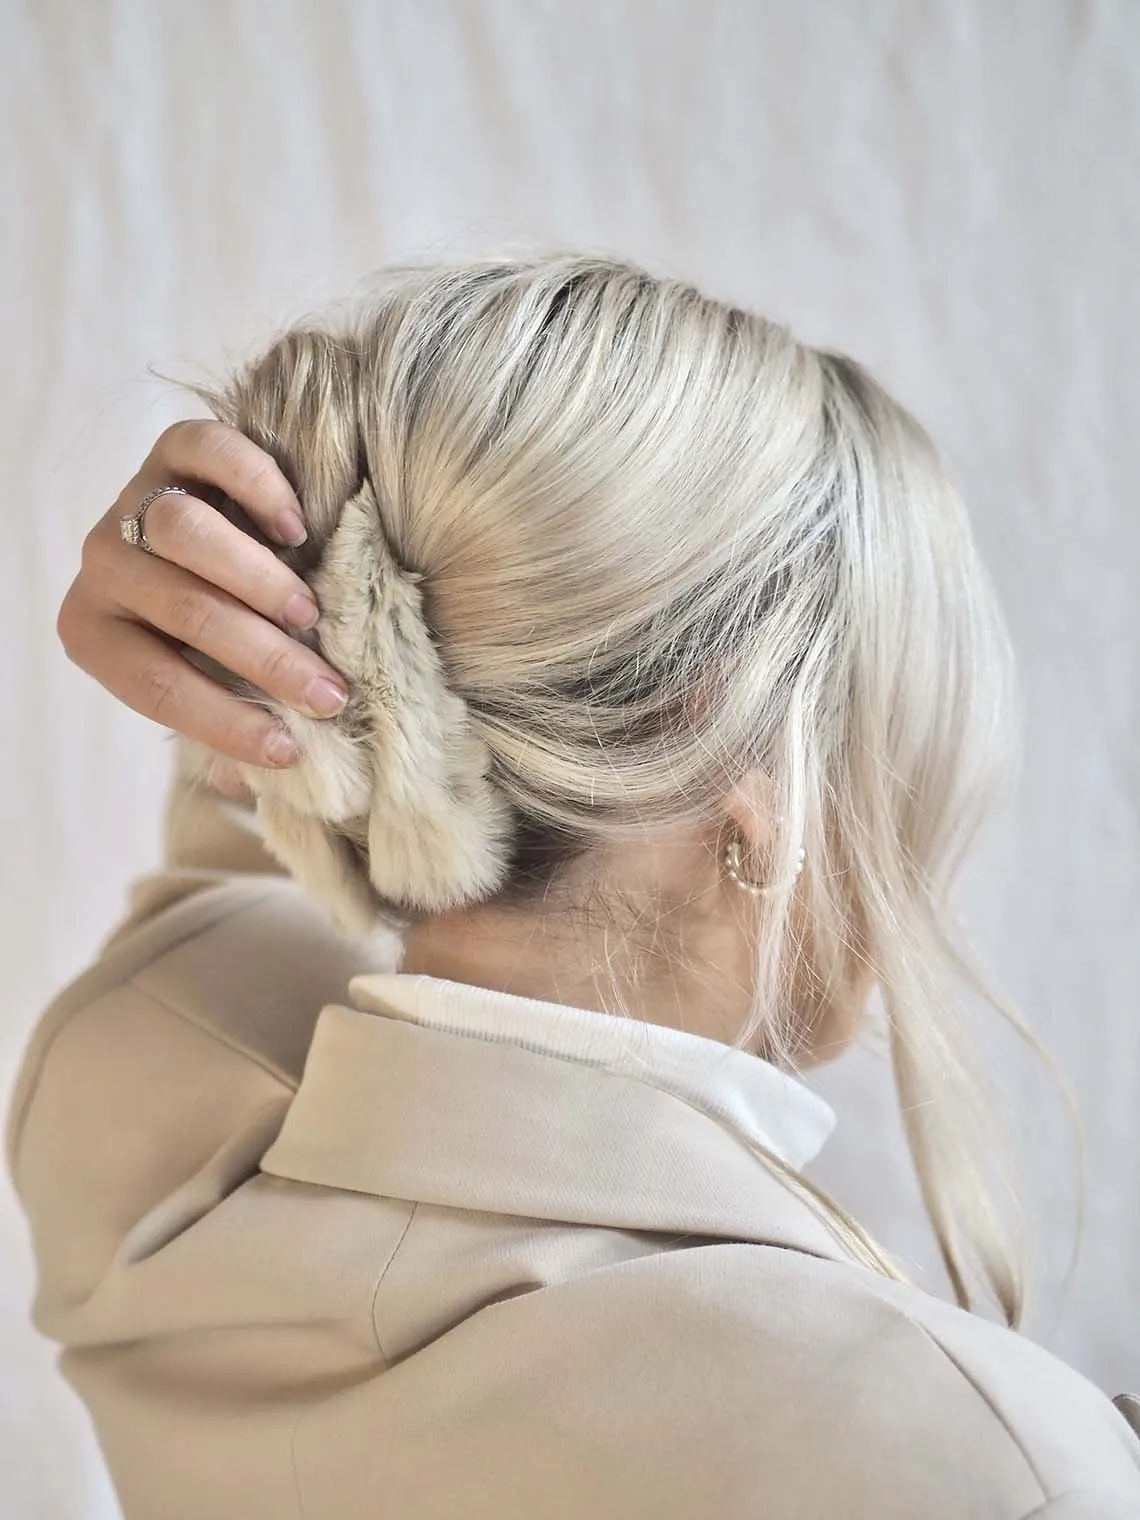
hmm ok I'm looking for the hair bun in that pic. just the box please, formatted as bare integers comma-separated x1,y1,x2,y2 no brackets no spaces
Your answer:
244,481,514,933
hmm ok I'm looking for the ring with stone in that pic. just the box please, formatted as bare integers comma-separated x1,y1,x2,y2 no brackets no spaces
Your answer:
119,485,188,556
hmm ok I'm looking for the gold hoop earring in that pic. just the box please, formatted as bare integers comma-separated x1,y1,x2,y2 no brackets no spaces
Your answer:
723,829,806,897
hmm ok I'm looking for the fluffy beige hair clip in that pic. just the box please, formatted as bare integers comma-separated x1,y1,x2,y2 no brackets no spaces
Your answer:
190,479,514,936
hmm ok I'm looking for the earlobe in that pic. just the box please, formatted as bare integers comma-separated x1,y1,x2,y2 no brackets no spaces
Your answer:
720,770,809,898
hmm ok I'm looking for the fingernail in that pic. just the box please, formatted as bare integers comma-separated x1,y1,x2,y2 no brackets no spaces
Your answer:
264,729,300,766
283,592,319,631
276,512,307,547
305,676,348,717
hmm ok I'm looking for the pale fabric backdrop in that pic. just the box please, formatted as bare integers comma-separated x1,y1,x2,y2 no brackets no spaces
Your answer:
2,2,1137,1514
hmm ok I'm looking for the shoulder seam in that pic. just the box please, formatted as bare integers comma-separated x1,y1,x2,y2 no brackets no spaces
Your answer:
126,975,301,1095
810,1257,1049,1505
909,1312,1048,1502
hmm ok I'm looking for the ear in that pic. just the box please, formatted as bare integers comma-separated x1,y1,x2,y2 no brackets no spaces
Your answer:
722,768,777,853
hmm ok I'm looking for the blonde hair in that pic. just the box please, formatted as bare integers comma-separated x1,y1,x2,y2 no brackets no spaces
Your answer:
197,253,1044,1326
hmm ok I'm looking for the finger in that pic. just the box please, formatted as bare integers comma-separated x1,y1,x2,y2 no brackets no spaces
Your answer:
113,552,349,719
81,616,301,767
124,487,320,632
143,420,307,547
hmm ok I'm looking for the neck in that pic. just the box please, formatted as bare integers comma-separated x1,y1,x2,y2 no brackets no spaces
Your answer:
398,904,666,1020
398,884,763,1053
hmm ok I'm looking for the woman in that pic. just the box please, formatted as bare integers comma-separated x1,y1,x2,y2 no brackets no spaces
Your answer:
9,256,1140,1517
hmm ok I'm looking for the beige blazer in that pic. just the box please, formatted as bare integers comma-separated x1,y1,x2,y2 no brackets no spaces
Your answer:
7,770,1140,1519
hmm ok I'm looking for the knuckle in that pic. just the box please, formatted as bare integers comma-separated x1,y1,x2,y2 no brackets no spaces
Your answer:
157,418,229,477
137,662,182,722
255,639,297,691
225,723,271,765
240,453,277,497
148,489,200,554
80,522,109,574
55,590,82,656
167,588,217,646
243,555,287,611
151,418,201,468
165,416,214,448
196,418,243,466
210,429,287,510
157,419,193,449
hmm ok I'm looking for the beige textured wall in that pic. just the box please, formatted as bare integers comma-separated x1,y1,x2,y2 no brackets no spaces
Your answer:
2,3,1137,1514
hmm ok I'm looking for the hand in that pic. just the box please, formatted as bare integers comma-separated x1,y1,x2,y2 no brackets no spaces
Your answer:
57,421,350,777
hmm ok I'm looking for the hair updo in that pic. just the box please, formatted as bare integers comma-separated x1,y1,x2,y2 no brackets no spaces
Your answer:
192,253,1038,1325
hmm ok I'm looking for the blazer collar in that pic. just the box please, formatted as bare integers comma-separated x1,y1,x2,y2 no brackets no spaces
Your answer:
260,974,855,1266
351,972,836,1171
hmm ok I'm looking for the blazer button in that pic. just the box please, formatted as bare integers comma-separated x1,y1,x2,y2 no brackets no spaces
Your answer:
1114,1393,1140,1439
